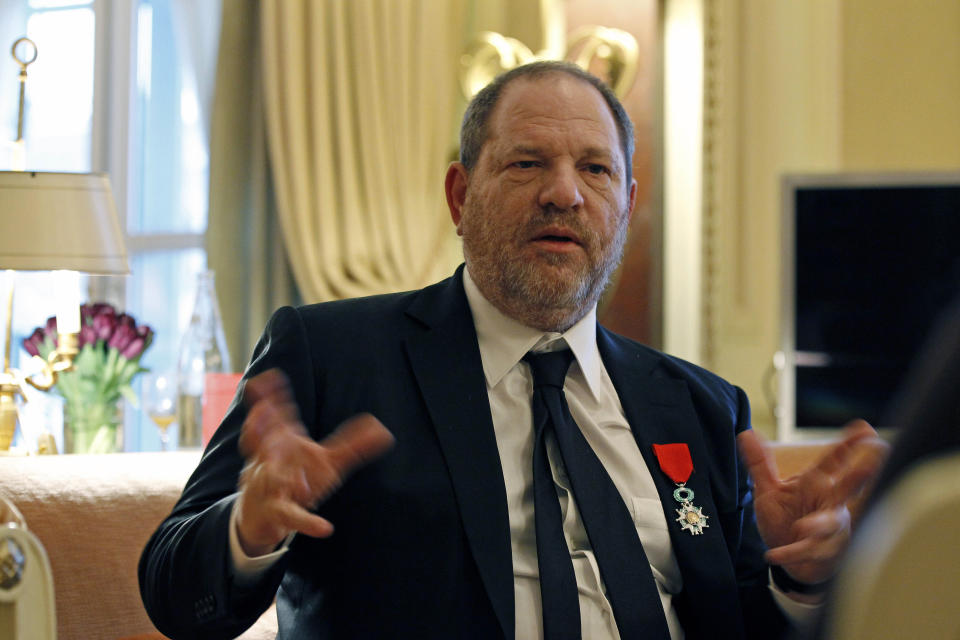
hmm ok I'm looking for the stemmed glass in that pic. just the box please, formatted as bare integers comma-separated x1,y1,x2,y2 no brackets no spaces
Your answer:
142,372,177,451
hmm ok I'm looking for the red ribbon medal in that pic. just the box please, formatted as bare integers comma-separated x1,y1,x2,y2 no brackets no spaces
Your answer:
652,443,694,483
652,443,709,535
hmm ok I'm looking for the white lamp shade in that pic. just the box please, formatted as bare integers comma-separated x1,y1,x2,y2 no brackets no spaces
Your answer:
0,171,129,274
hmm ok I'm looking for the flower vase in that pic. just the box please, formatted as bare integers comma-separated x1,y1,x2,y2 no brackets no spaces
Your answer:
63,399,122,454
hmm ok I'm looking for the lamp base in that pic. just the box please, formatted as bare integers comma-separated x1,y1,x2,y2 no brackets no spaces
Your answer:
0,383,19,451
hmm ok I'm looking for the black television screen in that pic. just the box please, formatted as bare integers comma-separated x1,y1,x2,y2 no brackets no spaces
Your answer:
780,173,960,434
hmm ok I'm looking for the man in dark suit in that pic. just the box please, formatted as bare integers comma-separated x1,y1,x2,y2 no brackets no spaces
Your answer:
140,61,886,640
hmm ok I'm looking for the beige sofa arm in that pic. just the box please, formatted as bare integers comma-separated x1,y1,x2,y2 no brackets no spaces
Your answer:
0,452,276,640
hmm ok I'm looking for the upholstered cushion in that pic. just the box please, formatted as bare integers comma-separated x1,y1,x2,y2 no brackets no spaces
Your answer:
0,452,277,640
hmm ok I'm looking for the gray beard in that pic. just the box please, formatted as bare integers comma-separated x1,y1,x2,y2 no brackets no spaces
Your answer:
464,212,628,332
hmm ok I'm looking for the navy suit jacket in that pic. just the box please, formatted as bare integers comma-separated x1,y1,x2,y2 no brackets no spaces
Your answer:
139,267,786,639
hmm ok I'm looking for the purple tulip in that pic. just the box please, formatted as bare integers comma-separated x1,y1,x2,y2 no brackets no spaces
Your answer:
120,324,153,359
116,313,136,331
107,323,136,353
82,303,114,325
137,324,153,342
120,337,145,359
22,328,45,357
79,324,97,347
21,337,38,357
41,317,59,348
93,308,117,342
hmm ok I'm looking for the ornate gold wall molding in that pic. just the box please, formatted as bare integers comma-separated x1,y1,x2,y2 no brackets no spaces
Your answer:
701,0,720,368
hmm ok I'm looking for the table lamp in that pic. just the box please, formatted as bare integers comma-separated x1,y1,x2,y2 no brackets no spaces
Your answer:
0,170,129,451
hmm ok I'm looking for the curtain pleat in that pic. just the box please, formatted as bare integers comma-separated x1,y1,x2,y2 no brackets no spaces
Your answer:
208,0,299,368
261,0,469,302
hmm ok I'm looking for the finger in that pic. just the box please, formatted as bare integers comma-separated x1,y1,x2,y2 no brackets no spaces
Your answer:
250,459,314,507
831,436,890,502
239,379,305,457
790,507,850,541
765,508,850,565
813,419,878,477
809,424,887,510
765,530,849,567
240,400,304,456
737,429,780,494
274,500,336,539
236,499,335,555
841,418,877,439
246,388,300,424
320,413,396,480
243,368,294,408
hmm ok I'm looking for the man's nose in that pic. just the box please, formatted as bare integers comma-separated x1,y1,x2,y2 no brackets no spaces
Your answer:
538,165,584,211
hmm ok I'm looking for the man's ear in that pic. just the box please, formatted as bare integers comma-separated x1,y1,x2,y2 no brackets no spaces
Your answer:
626,177,638,225
445,162,469,235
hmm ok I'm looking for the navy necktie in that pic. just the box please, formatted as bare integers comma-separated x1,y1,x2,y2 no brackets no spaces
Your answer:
525,349,671,640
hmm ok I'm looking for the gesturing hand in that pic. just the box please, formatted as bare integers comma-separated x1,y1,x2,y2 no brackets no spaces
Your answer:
235,369,395,557
737,420,888,586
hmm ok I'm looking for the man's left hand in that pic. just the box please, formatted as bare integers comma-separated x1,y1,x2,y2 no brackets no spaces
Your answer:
737,420,889,586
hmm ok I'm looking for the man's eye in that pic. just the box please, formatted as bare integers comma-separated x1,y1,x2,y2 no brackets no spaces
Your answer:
586,164,609,175
512,160,538,169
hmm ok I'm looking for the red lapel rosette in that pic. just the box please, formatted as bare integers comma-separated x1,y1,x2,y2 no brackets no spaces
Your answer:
652,443,694,484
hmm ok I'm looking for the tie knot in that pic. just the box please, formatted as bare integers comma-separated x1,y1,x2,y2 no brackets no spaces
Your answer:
524,349,574,389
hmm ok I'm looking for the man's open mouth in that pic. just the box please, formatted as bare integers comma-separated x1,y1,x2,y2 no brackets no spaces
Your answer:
530,227,583,246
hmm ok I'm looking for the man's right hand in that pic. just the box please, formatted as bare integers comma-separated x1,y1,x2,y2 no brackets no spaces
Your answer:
235,368,395,557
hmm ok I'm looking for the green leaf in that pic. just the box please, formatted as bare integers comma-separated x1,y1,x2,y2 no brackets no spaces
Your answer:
119,384,140,408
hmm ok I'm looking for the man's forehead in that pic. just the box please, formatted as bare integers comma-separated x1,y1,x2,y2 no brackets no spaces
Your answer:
484,74,623,158
492,73,612,123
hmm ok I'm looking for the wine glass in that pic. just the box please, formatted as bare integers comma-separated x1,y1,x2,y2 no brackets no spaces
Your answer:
142,372,177,451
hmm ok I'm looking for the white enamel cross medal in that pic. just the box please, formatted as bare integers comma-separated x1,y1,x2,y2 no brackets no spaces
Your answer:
672,484,709,535
653,443,710,536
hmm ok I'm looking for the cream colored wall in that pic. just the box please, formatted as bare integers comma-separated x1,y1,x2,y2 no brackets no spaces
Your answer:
699,0,960,437
469,1,552,54
841,0,960,169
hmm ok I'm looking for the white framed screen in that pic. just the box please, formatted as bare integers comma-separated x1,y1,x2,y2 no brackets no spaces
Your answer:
778,172,960,440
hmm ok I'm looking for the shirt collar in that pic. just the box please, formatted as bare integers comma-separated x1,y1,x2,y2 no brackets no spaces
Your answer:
462,267,604,401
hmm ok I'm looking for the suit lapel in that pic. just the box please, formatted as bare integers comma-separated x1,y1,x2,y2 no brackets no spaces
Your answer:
598,328,745,638
403,269,514,639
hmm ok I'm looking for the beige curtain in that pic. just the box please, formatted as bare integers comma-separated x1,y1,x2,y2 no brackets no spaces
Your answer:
260,0,468,301
209,0,541,363
208,1,299,368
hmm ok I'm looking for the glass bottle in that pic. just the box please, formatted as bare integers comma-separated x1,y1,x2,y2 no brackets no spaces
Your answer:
177,270,231,448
